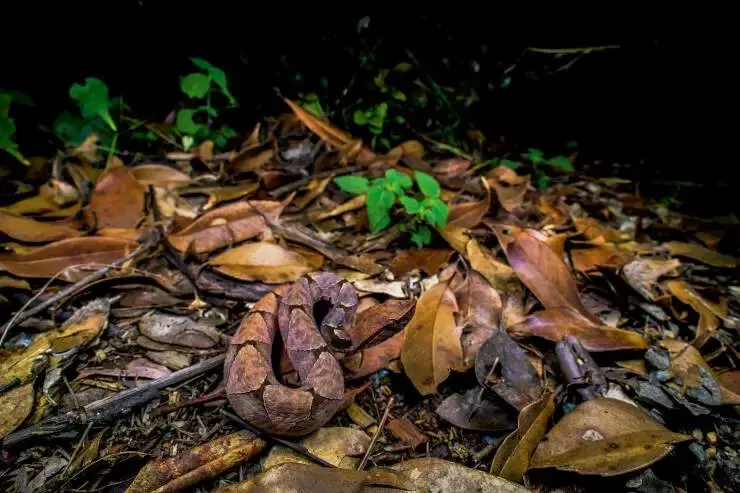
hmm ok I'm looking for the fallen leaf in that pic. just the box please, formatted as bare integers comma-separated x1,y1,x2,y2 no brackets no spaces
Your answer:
352,279,405,298
664,241,739,268
85,166,146,229
573,216,631,243
210,242,324,283
465,237,520,294
491,391,556,482
475,330,542,410
504,229,599,323
139,313,222,349
0,383,34,439
530,398,691,476
346,402,376,429
622,258,681,301
263,427,370,470
66,429,104,474
717,371,740,405
0,212,82,243
434,158,471,179
0,193,76,216
145,350,192,370
486,166,530,212
386,140,425,162
342,330,404,380
167,200,281,254
570,244,631,272
213,461,413,493
127,431,267,493
284,98,351,150
393,457,530,493
0,237,137,278
125,358,172,379
313,195,366,222
292,176,332,211
130,164,193,188
401,282,461,394
230,140,275,173
508,307,648,351
388,248,453,278
665,280,726,347
387,418,428,449
454,271,502,368
0,276,30,290
660,339,723,406
447,178,491,229
191,181,260,211
436,387,517,431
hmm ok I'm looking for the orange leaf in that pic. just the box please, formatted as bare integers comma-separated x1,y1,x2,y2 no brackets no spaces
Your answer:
86,166,146,229
570,244,630,272
447,178,491,229
284,98,351,150
210,242,324,283
486,166,530,212
0,237,137,278
664,279,726,347
388,248,453,278
401,282,461,394
0,212,82,243
508,307,648,351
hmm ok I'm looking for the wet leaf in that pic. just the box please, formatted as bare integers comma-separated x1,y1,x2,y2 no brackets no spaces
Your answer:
85,166,146,229
0,212,82,242
0,236,137,278
454,271,502,368
0,383,34,439
263,427,371,470
139,313,222,349
393,457,530,493
447,178,491,229
491,391,556,482
167,200,282,254
530,398,691,476
401,282,462,394
508,307,648,351
664,280,726,347
486,166,530,212
622,258,681,301
130,164,193,188
436,387,517,431
475,330,542,410
127,431,267,493
210,242,324,283
664,241,739,268
388,248,453,278
660,339,723,406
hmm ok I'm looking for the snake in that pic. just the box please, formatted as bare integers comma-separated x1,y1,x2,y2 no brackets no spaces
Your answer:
224,272,360,436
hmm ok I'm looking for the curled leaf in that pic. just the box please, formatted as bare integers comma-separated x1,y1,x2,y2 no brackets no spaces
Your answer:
85,166,146,229
622,258,681,301
486,166,530,212
665,280,726,347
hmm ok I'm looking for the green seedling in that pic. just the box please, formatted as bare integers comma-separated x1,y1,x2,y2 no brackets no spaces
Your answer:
0,90,33,165
54,78,122,150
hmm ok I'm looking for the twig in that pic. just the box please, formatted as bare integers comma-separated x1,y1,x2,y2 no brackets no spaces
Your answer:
63,421,93,476
0,378,21,395
527,45,621,54
219,410,336,468
0,245,150,346
358,396,394,471
3,355,225,447
269,165,363,198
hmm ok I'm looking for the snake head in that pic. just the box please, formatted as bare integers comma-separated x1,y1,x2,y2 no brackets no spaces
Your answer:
320,307,353,349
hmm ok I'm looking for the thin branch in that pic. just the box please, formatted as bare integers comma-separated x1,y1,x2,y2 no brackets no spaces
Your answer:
358,396,394,471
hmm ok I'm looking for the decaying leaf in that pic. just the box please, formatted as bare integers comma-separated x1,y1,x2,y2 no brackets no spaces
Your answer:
85,166,146,229
0,383,35,439
146,350,192,370
659,339,724,406
436,387,517,431
0,237,137,278
447,178,491,229
0,211,82,242
393,457,530,493
346,298,415,352
664,279,726,347
127,431,267,493
486,166,530,212
130,164,193,188
664,241,739,268
401,282,462,394
573,216,632,243
491,391,556,483
570,243,631,272
352,279,405,298
167,200,282,254
454,271,502,368
475,330,542,410
508,307,648,351
139,313,222,348
622,258,681,301
210,242,324,283
529,398,691,476
263,427,370,470
388,248,453,278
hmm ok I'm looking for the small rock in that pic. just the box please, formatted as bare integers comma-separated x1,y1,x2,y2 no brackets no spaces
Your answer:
689,442,706,461
707,431,717,444
692,429,704,441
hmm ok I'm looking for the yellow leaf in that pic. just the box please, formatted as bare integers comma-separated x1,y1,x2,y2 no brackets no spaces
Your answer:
664,241,738,268
0,383,34,439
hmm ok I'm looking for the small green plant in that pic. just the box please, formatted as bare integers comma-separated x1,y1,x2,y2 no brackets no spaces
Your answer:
53,77,122,148
0,90,33,165
490,147,575,190
334,169,448,247
174,57,238,150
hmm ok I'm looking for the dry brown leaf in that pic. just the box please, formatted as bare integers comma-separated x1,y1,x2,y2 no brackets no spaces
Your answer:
85,166,146,229
313,195,366,222
139,314,222,349
388,248,453,278
622,258,681,301
393,457,529,493
342,330,404,380
0,237,137,278
491,391,556,482
386,140,425,163
447,178,491,229
664,241,739,268
387,418,428,449
284,98,351,150
487,166,530,212
0,276,30,290
454,271,502,368
401,282,462,394
167,200,281,254
127,431,267,493
145,350,192,370
508,307,648,351
659,339,724,406
130,164,193,188
292,176,332,211
230,139,276,173
717,371,740,405
466,237,520,294
573,216,632,243
664,280,726,347
0,193,74,216
352,279,406,298
263,427,370,470
530,398,690,476
433,158,471,179
570,244,631,272
504,229,599,323
0,212,82,243
210,242,324,283
0,383,35,439
196,182,261,210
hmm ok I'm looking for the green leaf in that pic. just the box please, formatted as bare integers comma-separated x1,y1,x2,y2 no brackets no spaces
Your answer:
392,90,407,101
545,155,574,172
367,186,396,233
500,159,521,170
181,73,210,99
415,171,440,198
399,196,421,214
395,116,405,124
411,226,432,247
535,170,551,190
190,57,236,105
220,125,238,138
334,175,370,194
385,169,413,190
302,99,325,118
197,105,218,118
367,115,384,130
69,78,117,131
394,62,413,72
175,109,204,135
353,110,368,126
374,102,389,118
523,147,545,165
380,137,391,149
423,198,449,228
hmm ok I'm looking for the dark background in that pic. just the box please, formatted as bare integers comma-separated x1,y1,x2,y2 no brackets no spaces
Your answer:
2,5,724,211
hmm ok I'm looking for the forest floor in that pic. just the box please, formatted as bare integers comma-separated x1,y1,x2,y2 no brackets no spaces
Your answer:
0,95,739,493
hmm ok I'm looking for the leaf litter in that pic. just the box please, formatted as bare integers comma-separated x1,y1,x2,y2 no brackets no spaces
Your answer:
0,81,737,493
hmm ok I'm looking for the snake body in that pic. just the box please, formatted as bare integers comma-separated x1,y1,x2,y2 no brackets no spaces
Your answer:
224,272,358,436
